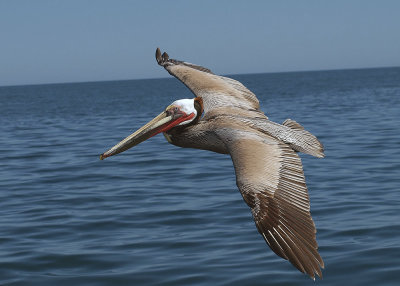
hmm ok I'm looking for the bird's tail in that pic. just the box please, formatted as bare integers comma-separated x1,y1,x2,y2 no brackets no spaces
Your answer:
282,119,325,158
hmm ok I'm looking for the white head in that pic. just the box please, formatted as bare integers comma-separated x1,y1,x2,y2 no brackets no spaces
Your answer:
168,98,197,126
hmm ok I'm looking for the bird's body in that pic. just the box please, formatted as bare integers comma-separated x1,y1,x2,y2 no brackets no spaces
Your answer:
101,48,325,279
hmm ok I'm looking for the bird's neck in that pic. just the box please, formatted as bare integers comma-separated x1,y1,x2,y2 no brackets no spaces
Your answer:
164,123,228,154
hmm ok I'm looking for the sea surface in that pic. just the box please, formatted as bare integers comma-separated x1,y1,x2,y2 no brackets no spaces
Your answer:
0,67,399,286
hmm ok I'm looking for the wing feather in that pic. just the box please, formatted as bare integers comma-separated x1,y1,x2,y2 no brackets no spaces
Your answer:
156,48,260,114
218,128,324,279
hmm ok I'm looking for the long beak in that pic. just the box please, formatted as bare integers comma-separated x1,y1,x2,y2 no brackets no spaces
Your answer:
100,111,182,160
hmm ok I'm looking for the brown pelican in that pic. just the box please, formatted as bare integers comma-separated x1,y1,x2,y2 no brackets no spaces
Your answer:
100,48,325,279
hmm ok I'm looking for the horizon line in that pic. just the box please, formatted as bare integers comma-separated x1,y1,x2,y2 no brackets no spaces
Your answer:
1,65,399,88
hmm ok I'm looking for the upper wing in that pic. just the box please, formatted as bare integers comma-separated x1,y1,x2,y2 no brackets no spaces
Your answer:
156,48,260,115
217,126,324,279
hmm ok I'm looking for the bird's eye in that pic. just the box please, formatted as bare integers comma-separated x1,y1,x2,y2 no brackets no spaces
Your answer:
174,107,179,112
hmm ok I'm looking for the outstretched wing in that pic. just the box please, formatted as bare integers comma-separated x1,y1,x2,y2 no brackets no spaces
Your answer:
218,126,324,279
156,48,260,115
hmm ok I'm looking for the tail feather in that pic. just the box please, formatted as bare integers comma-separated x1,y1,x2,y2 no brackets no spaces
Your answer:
282,119,324,158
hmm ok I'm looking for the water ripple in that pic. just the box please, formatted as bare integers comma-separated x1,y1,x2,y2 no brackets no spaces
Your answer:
1,68,400,285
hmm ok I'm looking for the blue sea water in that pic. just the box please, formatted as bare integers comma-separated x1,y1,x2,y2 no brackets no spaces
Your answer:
0,67,399,285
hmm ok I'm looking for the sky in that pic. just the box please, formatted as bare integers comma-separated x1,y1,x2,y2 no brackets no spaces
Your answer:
1,0,400,86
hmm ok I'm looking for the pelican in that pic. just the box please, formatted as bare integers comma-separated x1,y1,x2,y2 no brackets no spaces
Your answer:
100,48,325,279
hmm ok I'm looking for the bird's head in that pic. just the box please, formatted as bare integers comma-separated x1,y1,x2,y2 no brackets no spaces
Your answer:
100,97,203,160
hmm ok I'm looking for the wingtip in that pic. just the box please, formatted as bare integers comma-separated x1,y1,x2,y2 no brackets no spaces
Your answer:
162,51,169,61
309,265,324,281
306,272,319,281
156,47,162,64
155,48,170,65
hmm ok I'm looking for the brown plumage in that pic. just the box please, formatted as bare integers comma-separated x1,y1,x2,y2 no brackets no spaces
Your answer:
102,48,325,279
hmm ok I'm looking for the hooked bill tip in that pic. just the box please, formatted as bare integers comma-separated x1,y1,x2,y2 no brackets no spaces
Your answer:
99,154,105,160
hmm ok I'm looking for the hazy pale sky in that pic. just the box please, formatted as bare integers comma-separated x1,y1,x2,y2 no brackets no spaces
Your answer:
1,0,399,86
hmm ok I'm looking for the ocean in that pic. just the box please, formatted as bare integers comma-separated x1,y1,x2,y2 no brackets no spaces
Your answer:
0,67,399,285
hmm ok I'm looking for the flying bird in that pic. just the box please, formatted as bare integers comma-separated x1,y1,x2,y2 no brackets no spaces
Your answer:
100,48,325,279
